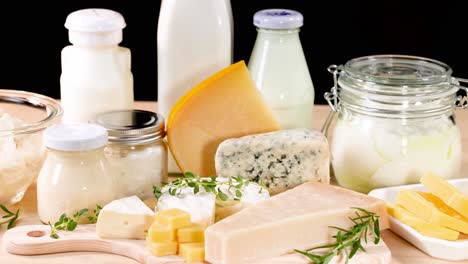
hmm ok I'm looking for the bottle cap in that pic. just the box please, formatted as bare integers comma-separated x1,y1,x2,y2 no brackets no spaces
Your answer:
94,110,166,145
44,123,108,151
65,8,126,46
253,9,303,29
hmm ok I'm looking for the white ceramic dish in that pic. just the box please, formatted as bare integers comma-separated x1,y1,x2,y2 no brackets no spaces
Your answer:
368,178,468,261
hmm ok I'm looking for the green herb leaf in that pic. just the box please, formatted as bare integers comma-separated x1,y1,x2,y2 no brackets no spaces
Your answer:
295,208,381,264
48,205,101,239
0,204,21,229
218,190,228,201
155,172,263,203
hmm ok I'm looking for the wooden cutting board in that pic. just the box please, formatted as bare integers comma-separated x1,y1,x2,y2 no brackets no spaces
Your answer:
2,224,392,264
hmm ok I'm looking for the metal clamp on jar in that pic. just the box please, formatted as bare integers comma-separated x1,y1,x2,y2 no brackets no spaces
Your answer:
322,55,468,193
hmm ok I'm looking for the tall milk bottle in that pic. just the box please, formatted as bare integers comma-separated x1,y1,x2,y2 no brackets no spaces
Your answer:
248,9,315,129
60,8,134,123
157,0,233,174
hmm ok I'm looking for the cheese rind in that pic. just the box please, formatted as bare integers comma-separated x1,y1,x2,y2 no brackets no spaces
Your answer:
96,195,153,239
215,129,330,194
167,60,280,176
420,173,468,218
204,182,389,264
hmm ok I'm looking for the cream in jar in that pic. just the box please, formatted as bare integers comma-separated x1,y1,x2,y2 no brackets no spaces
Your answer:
94,110,168,200
37,123,117,224
324,55,467,193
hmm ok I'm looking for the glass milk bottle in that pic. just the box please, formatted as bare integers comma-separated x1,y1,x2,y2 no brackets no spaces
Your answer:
248,9,315,129
157,0,233,174
60,8,134,123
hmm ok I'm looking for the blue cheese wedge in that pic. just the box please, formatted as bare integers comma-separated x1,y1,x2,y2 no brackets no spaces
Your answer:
215,129,330,194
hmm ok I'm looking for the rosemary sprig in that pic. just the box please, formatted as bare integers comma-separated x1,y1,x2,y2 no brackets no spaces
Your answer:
153,172,258,202
0,204,21,229
48,205,102,239
295,207,381,264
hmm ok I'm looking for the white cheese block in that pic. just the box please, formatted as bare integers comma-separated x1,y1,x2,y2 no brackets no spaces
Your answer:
204,181,389,264
215,129,330,194
96,195,154,239
156,177,270,225
157,188,216,227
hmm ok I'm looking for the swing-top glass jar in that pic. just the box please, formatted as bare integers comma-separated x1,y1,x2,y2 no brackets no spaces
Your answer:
324,55,468,193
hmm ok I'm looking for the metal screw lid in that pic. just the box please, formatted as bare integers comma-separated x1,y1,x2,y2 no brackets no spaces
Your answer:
94,109,165,145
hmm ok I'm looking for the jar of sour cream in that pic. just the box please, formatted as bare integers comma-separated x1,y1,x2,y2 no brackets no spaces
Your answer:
324,55,468,193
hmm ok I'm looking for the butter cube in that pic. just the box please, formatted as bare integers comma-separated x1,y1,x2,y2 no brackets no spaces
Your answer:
147,241,178,256
177,223,205,243
147,223,175,243
179,243,205,263
155,208,191,229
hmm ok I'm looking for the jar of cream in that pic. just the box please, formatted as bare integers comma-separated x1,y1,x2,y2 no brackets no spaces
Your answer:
94,109,168,200
37,123,116,224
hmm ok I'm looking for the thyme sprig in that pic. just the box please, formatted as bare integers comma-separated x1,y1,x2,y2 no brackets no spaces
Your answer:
0,204,21,229
295,207,381,264
48,205,102,239
153,172,257,201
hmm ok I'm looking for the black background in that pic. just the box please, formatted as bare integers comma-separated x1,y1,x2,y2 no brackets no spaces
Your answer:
1,1,467,105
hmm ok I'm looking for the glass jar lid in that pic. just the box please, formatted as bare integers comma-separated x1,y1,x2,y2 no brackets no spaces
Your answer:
339,55,458,97
94,109,165,145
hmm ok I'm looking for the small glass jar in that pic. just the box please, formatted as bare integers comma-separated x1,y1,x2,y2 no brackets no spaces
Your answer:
324,55,468,193
37,123,116,224
94,110,168,200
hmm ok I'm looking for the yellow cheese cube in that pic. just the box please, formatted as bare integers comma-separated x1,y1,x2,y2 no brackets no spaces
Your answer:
154,208,191,229
147,223,175,243
146,241,178,256
167,60,280,176
397,189,468,234
388,203,459,241
421,173,468,218
179,243,205,263
177,223,205,243
418,192,468,222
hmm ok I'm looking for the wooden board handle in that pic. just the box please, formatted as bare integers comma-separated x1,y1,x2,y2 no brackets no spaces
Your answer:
2,224,185,264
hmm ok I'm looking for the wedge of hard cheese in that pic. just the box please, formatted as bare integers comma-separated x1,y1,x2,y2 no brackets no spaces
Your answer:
205,182,389,264
167,61,280,176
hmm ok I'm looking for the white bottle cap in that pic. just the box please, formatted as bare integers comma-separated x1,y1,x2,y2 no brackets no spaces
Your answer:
253,9,303,29
44,123,108,151
65,8,126,46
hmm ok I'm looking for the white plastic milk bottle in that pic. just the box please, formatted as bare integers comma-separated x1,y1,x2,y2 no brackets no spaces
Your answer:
248,9,315,129
157,0,233,174
60,8,134,123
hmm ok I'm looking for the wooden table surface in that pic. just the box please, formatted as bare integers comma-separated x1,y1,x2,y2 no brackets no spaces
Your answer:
1,101,468,264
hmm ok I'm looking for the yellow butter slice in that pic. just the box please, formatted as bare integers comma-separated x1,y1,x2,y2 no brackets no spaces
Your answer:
388,203,459,241
420,173,468,219
397,189,468,234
